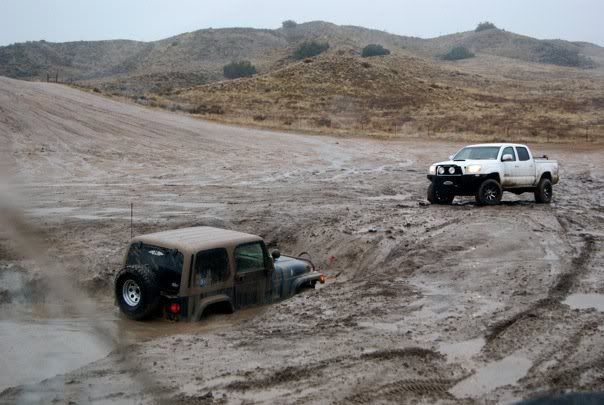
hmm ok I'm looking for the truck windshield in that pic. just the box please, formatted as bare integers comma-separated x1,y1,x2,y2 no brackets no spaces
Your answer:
453,146,501,161
126,243,183,274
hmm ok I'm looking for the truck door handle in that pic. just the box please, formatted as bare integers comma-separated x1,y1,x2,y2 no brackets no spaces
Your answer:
515,165,519,168
236,275,246,281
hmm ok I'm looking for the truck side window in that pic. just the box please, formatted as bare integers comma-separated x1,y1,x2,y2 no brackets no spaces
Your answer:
195,248,229,287
235,242,266,273
516,147,530,161
501,146,516,161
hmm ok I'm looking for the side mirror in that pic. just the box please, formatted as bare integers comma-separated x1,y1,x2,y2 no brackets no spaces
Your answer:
448,155,454,161
502,154,514,162
271,250,281,260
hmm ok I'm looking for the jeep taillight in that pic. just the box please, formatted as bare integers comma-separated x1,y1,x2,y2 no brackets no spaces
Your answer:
168,303,181,314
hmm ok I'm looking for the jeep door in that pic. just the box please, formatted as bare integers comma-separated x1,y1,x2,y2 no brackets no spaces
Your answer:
514,146,536,186
500,146,518,187
233,241,271,308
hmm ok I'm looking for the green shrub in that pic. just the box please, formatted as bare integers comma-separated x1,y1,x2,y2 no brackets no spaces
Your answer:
361,44,391,57
442,46,475,61
223,60,257,79
282,20,297,29
475,22,497,32
536,42,595,68
292,41,329,60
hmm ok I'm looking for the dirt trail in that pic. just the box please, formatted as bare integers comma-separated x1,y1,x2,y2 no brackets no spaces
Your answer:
0,76,603,404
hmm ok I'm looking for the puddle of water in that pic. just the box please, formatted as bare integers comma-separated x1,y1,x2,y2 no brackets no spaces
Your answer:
449,352,532,398
146,201,221,209
564,293,604,311
0,299,265,392
25,207,76,216
439,337,485,363
0,319,112,392
357,321,400,332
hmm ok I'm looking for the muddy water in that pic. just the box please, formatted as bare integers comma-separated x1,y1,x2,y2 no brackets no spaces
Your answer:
449,352,533,398
0,303,265,392
0,318,111,391
564,293,604,311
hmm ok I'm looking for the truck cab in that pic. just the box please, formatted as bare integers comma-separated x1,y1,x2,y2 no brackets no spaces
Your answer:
115,227,324,321
427,143,560,205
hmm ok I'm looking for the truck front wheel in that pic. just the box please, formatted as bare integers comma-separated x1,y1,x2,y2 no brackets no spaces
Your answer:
476,179,502,205
427,183,454,205
535,178,553,203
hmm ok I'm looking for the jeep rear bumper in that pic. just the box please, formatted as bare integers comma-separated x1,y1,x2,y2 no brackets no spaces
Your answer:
427,174,488,196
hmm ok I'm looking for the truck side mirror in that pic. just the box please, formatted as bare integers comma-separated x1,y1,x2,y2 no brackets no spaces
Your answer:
448,155,454,161
502,154,514,162
271,250,281,260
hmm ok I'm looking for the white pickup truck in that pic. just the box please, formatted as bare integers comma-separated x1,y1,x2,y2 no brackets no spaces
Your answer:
427,143,560,205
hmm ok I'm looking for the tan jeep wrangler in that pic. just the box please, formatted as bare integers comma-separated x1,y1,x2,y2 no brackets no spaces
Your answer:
114,226,325,321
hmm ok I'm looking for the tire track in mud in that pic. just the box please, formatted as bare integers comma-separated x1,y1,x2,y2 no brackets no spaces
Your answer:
222,347,458,402
343,378,457,403
486,232,595,343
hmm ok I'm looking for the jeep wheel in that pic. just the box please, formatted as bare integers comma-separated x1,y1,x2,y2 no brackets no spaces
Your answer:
115,266,161,320
476,179,502,205
535,178,553,203
427,183,454,205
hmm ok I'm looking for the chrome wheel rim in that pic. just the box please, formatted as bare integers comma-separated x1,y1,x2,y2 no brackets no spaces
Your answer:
485,187,498,201
122,279,141,307
544,184,551,200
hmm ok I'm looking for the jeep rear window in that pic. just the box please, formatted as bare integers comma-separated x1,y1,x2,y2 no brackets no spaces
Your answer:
453,146,501,160
126,243,183,274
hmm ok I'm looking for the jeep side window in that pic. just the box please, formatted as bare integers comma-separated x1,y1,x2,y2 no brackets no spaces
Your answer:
516,147,530,161
235,242,266,273
194,248,229,287
501,146,516,161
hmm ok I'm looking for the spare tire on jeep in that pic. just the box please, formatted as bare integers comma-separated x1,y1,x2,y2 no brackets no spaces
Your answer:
115,265,161,320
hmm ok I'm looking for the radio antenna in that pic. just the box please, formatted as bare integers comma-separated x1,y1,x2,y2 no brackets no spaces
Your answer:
130,202,133,239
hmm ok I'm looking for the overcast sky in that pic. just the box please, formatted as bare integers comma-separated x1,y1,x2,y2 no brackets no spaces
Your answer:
1,0,602,47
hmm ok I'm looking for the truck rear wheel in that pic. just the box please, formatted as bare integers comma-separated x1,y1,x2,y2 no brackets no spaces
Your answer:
427,183,454,205
535,178,553,203
115,266,161,320
476,179,502,205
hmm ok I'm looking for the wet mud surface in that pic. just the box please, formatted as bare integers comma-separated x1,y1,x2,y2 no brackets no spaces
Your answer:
0,76,603,403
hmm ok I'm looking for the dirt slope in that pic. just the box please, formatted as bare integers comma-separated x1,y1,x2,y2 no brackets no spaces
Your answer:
1,77,603,403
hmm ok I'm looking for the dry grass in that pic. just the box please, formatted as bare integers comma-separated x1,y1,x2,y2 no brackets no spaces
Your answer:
145,52,604,144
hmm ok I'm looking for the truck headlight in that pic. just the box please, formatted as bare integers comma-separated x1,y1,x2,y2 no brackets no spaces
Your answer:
448,167,455,174
437,166,445,175
466,164,481,174
429,165,436,175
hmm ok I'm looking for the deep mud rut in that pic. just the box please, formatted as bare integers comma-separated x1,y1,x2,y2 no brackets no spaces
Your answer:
0,76,603,404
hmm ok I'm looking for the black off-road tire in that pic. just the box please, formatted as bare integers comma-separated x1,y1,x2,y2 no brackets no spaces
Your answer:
427,183,454,205
534,178,553,203
115,266,161,321
476,179,502,205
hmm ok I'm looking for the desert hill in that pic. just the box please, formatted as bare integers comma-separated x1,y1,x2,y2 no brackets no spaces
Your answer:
1,20,602,142
0,20,602,95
